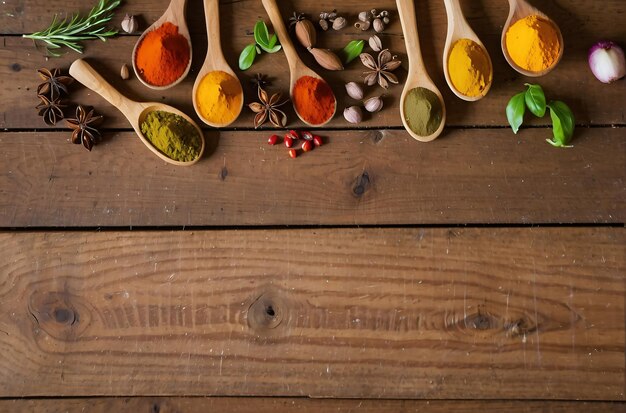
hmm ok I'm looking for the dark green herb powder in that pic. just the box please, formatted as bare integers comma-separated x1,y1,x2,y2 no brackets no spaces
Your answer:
403,87,443,137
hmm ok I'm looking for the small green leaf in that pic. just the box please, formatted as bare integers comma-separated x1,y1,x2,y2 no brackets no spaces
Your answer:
259,44,282,53
254,20,270,48
340,40,365,64
506,91,526,134
238,43,257,71
547,101,575,147
268,33,277,49
524,83,546,117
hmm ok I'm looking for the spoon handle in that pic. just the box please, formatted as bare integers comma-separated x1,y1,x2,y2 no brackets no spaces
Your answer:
69,59,138,120
396,0,426,71
203,0,226,64
261,0,299,72
443,0,469,32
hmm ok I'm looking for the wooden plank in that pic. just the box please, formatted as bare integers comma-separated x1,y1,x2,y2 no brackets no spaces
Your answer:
0,228,623,399
0,128,623,227
2,1,625,129
0,398,624,413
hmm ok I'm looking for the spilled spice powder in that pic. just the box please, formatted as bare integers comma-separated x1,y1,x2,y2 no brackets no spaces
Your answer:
292,76,335,125
135,22,190,87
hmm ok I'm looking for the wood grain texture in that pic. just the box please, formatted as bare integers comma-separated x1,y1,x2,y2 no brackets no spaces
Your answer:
0,128,623,227
0,228,623,399
1,398,625,413
1,0,624,129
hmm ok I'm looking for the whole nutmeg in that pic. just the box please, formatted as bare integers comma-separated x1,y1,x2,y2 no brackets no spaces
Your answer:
364,96,383,113
332,16,347,30
309,48,344,71
358,11,370,22
354,20,371,31
295,19,317,48
373,18,385,33
120,63,130,80
319,19,329,31
343,106,363,124
345,82,364,100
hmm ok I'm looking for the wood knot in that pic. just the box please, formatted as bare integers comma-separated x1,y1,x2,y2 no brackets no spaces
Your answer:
352,172,371,197
28,291,88,339
11,63,21,72
247,292,284,331
53,307,77,325
369,130,384,144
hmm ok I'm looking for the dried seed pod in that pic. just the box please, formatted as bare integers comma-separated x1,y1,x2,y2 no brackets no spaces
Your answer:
309,48,344,71
319,19,329,31
320,11,330,20
345,82,364,100
358,11,370,22
373,18,385,33
369,35,382,52
380,11,389,17
354,20,371,31
120,63,130,80
328,12,337,20
364,96,383,113
332,17,347,30
383,16,390,24
121,14,137,34
343,106,363,124
295,19,317,48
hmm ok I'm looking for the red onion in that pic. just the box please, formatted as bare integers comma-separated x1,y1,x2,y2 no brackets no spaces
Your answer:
588,41,625,83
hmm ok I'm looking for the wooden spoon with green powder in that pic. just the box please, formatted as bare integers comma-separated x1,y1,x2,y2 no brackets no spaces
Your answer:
396,0,446,142
442,0,493,101
501,0,564,77
69,59,205,166
192,0,244,127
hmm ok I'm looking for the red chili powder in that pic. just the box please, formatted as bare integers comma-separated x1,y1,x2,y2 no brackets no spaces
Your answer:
135,22,190,87
292,76,336,125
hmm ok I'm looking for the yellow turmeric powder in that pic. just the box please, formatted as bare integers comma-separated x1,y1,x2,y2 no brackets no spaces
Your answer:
448,38,492,98
195,71,243,125
505,15,561,73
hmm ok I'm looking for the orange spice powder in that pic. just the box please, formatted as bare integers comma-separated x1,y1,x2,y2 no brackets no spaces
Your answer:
292,76,335,125
135,22,190,87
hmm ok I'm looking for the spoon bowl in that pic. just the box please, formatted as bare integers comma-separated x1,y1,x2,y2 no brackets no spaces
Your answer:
501,0,564,77
69,59,205,166
132,0,193,90
442,0,493,101
192,0,243,128
396,0,446,142
261,0,337,127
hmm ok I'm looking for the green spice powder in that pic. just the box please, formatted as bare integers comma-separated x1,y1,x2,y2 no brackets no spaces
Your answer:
403,87,443,137
140,110,202,162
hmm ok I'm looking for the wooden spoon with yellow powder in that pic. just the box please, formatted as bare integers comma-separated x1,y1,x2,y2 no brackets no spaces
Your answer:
501,0,564,77
443,0,493,101
192,0,243,127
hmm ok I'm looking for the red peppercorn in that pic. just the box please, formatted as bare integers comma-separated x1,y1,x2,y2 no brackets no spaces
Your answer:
288,149,297,158
287,130,300,140
301,131,313,141
313,136,323,146
268,134,279,145
284,136,294,148
302,140,313,152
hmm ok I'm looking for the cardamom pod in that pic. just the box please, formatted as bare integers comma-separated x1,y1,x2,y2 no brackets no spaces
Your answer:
358,11,370,22
309,48,344,71
332,17,347,30
369,35,382,52
345,82,364,100
364,96,383,113
120,63,130,80
319,19,329,31
343,106,363,124
295,19,317,49
121,14,137,34
373,18,385,33
354,20,371,31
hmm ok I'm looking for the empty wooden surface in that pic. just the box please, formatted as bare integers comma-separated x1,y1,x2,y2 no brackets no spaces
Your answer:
0,0,624,410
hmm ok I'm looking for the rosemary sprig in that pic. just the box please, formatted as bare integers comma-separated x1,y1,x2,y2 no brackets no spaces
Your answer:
23,0,121,57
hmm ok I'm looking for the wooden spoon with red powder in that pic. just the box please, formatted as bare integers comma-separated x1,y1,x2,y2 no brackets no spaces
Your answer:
261,0,337,127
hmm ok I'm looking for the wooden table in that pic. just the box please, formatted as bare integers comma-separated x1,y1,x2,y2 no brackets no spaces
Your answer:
0,0,624,411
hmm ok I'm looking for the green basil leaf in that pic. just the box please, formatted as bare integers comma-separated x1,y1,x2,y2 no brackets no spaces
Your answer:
546,101,575,147
238,43,257,71
254,20,270,48
506,91,526,134
340,40,365,64
268,33,277,49
524,83,546,117
259,44,282,53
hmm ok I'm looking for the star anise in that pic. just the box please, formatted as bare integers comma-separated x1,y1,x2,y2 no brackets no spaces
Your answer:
37,68,73,100
248,86,288,128
360,49,401,89
289,12,306,28
66,105,103,151
36,94,66,126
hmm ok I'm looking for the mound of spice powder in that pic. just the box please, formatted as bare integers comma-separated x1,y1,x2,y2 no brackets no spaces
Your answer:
403,87,443,137
505,15,561,73
448,38,492,98
135,22,190,87
140,110,202,162
195,71,243,125
292,76,336,125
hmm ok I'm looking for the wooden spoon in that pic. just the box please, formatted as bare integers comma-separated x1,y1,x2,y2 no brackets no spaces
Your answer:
396,0,446,142
132,0,192,89
261,0,337,127
442,0,493,101
501,0,564,77
192,0,243,127
69,59,205,166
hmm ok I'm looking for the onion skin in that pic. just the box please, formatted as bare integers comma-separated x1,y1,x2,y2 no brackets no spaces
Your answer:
588,41,626,83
